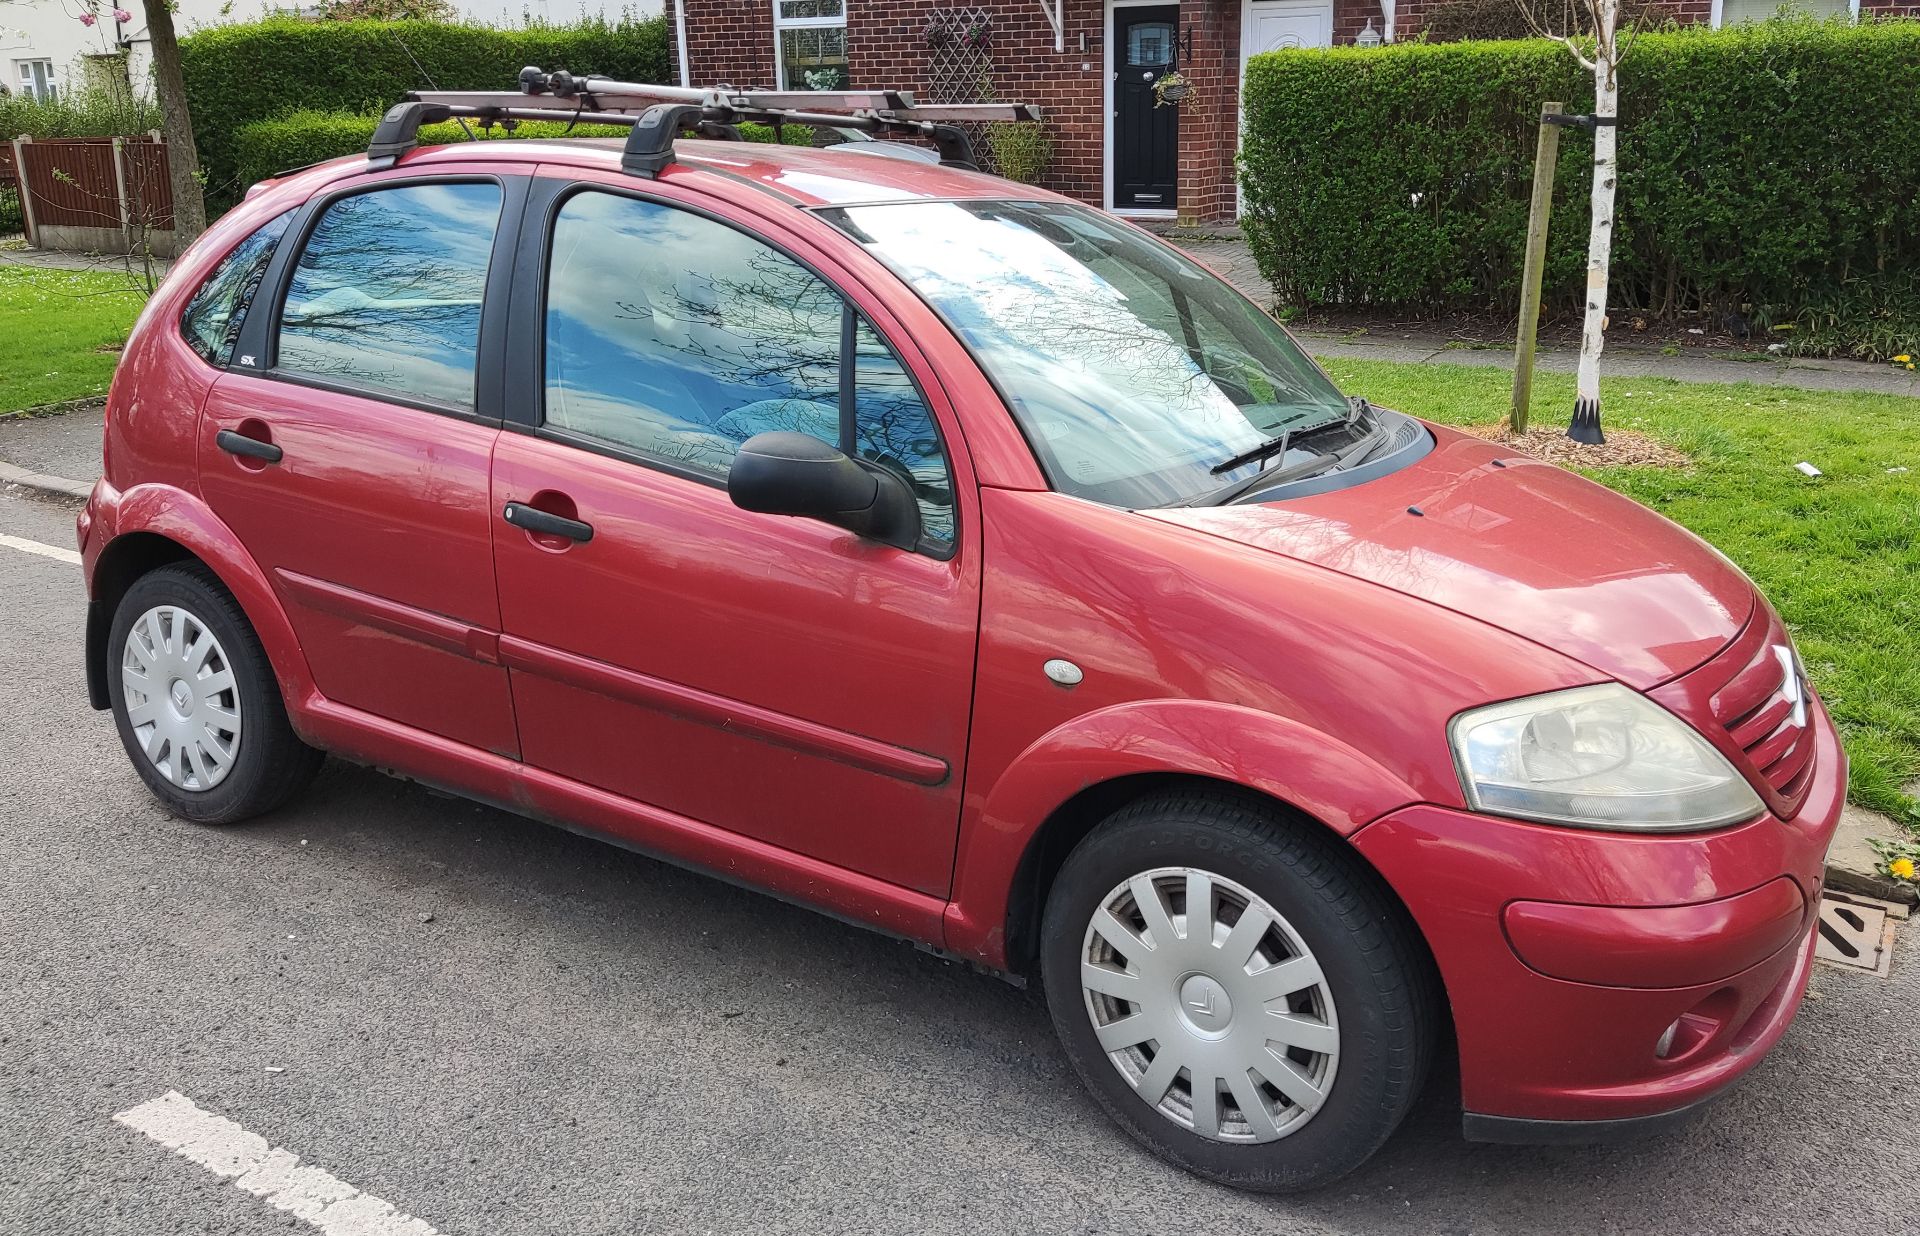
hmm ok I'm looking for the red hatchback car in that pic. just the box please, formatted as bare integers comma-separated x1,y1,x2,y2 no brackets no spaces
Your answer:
81,99,1843,1192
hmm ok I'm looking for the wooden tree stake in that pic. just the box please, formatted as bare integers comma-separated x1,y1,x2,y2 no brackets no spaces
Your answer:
1510,102,1563,435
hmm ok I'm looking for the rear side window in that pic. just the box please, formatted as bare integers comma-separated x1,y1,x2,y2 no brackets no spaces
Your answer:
274,182,502,410
180,211,291,367
542,190,956,549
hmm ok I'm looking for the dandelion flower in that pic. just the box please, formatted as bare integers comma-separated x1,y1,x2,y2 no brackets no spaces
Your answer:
1895,354,1912,363
1892,857,1917,881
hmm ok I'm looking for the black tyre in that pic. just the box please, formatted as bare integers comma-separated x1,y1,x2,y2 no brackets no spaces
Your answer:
106,562,323,824
1040,788,1436,1192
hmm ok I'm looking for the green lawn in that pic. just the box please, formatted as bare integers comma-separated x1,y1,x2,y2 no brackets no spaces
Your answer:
0,265,147,413
1319,357,1920,827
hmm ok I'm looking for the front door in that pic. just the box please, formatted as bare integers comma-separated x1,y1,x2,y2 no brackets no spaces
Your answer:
1240,1,1333,78
489,177,980,897
1112,4,1180,211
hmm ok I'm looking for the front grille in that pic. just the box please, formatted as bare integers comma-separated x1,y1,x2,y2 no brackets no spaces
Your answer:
1694,610,1816,814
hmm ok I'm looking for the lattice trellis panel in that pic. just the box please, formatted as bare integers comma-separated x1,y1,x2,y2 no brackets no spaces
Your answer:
924,6,998,170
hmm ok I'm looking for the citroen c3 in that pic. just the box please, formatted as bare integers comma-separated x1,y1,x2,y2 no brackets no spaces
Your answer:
78,118,1843,1192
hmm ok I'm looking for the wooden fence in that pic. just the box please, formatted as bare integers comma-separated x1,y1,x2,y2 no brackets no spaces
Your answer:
7,133,178,255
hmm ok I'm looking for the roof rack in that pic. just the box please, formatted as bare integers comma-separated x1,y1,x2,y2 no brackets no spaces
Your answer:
367,66,1043,178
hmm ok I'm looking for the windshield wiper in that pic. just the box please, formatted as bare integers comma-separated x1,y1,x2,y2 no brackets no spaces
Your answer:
1188,419,1391,507
1208,425,1298,477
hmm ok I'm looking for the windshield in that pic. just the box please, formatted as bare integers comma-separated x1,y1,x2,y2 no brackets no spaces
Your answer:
820,199,1364,508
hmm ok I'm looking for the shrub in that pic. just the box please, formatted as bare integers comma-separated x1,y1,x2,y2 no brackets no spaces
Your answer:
985,121,1052,183
1239,18,1920,358
0,185,20,234
233,111,811,191
0,87,162,138
183,16,670,206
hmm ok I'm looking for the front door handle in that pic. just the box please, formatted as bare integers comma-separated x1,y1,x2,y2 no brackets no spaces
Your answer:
503,501,594,543
215,428,283,464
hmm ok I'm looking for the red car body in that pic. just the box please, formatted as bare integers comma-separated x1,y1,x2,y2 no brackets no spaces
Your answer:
79,137,1844,1142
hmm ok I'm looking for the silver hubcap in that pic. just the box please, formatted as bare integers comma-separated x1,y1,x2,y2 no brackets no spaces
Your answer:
1080,867,1339,1144
121,605,243,791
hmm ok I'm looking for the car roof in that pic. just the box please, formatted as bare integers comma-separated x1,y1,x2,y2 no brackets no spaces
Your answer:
381,135,1066,211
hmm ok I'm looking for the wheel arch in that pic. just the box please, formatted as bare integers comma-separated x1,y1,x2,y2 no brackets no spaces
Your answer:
945,698,1433,975
86,484,315,724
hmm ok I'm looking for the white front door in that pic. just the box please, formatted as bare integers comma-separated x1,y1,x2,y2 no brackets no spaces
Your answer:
1237,0,1332,214
1241,0,1333,60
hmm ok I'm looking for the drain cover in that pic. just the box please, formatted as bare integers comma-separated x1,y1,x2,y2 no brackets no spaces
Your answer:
1813,891,1903,977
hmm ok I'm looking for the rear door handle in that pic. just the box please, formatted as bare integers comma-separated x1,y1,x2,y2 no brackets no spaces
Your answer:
503,501,593,543
215,429,283,464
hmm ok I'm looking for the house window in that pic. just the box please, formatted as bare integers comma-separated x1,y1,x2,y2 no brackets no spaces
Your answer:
15,60,58,102
1714,0,1851,25
773,0,848,91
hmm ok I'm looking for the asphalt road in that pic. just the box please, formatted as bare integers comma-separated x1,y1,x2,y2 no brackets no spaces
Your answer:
2,481,1915,1236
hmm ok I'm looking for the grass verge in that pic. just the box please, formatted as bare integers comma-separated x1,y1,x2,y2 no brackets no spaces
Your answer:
1318,357,1920,828
0,265,147,413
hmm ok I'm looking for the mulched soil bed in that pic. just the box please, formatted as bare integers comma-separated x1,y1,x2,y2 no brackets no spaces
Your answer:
1459,423,1691,469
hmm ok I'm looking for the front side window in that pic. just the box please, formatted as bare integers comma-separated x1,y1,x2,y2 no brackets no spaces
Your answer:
274,182,502,410
824,199,1363,509
774,0,848,91
181,211,292,367
543,190,956,548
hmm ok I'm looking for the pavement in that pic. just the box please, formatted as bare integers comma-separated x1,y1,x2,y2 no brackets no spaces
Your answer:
1,479,1918,1235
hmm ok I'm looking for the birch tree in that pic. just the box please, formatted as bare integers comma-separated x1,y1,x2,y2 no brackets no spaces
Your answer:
1522,0,1628,445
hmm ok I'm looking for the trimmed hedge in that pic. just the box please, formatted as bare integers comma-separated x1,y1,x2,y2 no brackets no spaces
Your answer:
183,16,670,206
233,111,809,191
1240,19,1920,357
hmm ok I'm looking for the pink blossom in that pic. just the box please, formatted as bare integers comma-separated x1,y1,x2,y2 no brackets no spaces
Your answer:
78,11,97,25
113,7,132,20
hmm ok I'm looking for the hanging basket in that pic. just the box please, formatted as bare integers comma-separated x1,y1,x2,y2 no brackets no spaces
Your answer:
1153,71,1192,108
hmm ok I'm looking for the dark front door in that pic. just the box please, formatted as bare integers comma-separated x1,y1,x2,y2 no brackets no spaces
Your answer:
1112,5,1180,210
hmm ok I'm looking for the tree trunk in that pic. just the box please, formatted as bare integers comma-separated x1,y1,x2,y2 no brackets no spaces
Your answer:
1569,7,1619,445
144,0,206,243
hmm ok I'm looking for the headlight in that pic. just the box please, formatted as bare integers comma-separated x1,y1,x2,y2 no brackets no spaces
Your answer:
1449,683,1764,832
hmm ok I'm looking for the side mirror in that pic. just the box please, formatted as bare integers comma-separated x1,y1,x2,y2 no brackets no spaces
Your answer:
727,432,921,550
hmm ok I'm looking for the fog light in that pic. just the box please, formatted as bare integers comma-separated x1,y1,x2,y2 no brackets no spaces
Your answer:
1654,1020,1680,1059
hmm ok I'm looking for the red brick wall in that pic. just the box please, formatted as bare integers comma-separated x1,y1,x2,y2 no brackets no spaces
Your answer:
674,0,779,88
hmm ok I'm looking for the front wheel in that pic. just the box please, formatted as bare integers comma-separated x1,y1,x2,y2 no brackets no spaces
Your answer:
107,563,323,824
1040,789,1436,1192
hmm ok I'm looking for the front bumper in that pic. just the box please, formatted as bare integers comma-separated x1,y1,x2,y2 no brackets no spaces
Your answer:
1352,693,1844,1138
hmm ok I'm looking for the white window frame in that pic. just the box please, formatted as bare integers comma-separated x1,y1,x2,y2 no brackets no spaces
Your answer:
15,59,59,103
1709,0,1856,26
771,0,848,92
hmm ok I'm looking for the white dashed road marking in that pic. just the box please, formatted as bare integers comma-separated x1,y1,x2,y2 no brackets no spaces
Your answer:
114,1091,449,1236
0,531,80,566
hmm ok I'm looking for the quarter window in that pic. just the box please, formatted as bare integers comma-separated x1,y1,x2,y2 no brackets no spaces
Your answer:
774,0,848,91
542,190,956,549
181,211,292,367
274,182,502,410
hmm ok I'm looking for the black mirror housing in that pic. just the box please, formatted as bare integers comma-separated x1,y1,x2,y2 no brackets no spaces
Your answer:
727,432,921,550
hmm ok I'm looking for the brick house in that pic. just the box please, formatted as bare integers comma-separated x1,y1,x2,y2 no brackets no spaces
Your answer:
667,0,1910,224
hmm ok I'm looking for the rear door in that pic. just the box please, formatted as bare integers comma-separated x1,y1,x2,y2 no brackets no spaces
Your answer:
486,171,982,896
202,170,526,756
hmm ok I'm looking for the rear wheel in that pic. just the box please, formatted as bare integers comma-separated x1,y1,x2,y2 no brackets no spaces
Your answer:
107,563,322,824
1039,788,1435,1192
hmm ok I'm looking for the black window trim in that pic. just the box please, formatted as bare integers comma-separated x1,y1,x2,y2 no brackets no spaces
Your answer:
509,176,960,559
232,172,529,429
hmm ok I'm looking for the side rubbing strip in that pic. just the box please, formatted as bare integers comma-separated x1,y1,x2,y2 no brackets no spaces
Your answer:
498,634,949,786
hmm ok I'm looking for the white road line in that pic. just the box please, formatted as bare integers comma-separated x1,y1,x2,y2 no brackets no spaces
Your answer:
0,531,80,565
113,1091,448,1236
